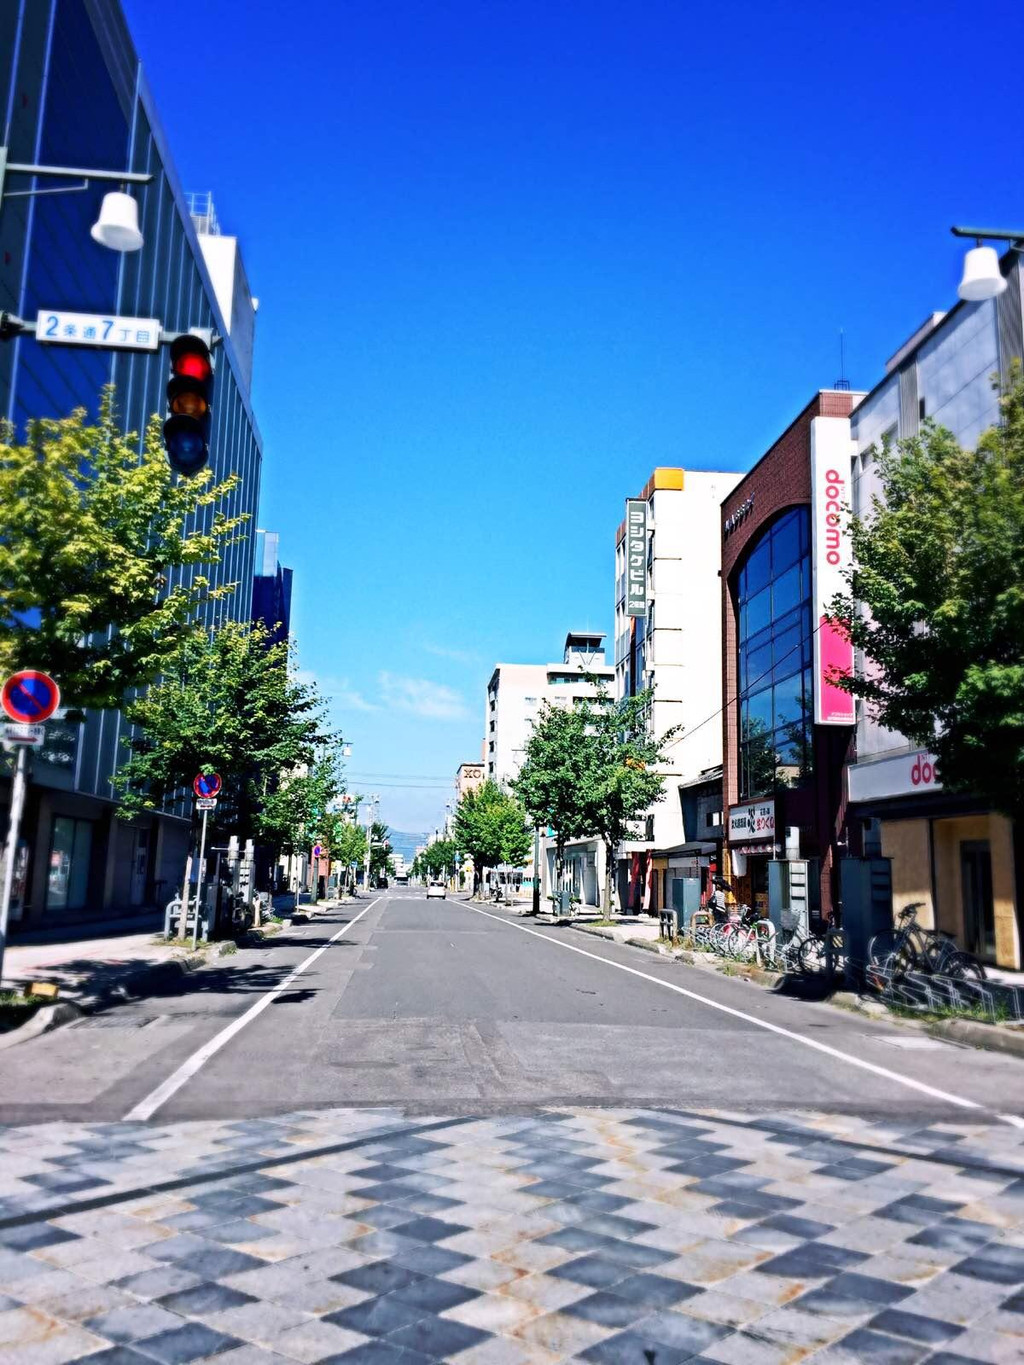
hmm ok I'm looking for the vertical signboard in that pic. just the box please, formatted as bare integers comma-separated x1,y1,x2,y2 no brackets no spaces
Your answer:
625,499,648,618
810,417,855,724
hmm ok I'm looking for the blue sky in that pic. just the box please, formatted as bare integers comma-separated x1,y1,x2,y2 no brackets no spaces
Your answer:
124,0,1022,832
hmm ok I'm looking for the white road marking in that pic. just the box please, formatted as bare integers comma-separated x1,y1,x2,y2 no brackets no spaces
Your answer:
125,897,384,1122
462,903,1000,1120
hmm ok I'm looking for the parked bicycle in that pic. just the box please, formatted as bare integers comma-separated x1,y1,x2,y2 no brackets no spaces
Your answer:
867,902,985,986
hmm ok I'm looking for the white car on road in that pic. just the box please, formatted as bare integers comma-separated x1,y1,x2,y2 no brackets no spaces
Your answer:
426,882,446,899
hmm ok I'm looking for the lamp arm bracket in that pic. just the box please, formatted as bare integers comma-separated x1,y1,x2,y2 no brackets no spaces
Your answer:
3,180,89,200
4,157,152,187
951,225,1024,247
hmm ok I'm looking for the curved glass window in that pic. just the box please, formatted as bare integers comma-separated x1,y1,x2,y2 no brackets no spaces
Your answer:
736,508,813,800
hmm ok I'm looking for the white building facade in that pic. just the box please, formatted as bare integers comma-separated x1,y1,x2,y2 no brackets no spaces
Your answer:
614,467,742,912
846,254,1023,969
485,632,614,905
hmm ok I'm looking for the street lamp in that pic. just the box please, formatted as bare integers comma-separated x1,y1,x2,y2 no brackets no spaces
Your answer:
951,226,1023,302
0,146,152,251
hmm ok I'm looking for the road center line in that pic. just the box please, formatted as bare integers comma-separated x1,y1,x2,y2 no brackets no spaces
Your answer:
124,897,383,1122
461,902,992,1118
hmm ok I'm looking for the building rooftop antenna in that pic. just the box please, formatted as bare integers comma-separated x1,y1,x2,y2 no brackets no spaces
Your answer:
834,328,851,390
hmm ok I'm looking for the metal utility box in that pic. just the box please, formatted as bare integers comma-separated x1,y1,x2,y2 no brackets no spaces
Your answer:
839,857,893,987
768,859,820,935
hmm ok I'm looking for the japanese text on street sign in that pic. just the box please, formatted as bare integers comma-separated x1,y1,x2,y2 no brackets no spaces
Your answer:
625,499,648,618
195,797,218,811
35,310,161,352
1,671,60,724
2,723,44,747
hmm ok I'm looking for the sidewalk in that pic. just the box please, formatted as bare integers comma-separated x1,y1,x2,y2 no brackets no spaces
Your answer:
3,926,205,1006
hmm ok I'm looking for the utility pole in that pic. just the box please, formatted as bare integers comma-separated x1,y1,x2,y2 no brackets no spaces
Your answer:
0,746,29,983
363,793,378,893
532,825,541,915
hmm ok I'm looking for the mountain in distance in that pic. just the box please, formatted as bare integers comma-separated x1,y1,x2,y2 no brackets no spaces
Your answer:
386,830,430,862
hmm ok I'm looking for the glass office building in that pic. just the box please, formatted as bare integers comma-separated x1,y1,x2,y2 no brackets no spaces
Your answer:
735,508,814,801
0,0,263,925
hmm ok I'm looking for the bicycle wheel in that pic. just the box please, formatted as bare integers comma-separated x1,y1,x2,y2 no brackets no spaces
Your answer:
868,930,914,983
755,921,777,967
944,951,987,983
798,934,828,974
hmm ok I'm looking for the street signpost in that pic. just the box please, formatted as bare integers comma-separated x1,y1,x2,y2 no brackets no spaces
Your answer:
35,310,161,352
1,670,60,724
188,773,221,948
0,671,60,983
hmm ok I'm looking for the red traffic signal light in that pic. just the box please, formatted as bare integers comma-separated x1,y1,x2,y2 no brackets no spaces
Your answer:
163,334,213,475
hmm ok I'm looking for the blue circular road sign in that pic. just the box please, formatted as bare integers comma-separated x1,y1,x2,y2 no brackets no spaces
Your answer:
1,671,60,724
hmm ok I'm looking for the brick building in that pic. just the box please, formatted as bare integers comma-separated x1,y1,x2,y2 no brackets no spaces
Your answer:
720,390,863,926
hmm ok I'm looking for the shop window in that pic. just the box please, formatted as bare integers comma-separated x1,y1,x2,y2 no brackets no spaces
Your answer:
46,816,93,912
736,508,814,800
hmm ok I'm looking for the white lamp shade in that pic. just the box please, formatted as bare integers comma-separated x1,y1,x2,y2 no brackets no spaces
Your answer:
957,245,1007,302
90,191,144,252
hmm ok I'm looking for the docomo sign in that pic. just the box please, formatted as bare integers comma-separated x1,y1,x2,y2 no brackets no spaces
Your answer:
728,799,776,842
810,417,855,726
848,750,942,804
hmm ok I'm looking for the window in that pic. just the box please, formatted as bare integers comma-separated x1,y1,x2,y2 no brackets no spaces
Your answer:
736,508,813,800
46,816,93,912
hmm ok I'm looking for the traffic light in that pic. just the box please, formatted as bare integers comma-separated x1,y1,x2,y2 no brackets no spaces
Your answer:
163,333,213,475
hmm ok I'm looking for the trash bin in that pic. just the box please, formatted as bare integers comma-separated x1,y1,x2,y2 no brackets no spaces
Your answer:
558,889,572,916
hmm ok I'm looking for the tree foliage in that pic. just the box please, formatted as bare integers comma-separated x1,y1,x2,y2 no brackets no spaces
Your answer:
423,837,458,880
114,620,337,841
453,781,531,888
515,688,677,912
829,372,1024,822
0,389,246,713
369,820,395,879
258,745,347,855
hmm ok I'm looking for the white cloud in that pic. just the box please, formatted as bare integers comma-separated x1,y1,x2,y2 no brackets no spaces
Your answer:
379,672,469,721
293,669,379,712
422,642,481,666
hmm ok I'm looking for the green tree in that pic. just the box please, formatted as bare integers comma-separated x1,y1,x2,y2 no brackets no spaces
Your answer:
583,689,680,916
424,837,458,882
259,744,347,862
829,372,1024,830
0,390,246,713
515,688,677,915
454,780,531,894
370,820,394,880
512,703,599,896
114,621,336,845
324,814,367,893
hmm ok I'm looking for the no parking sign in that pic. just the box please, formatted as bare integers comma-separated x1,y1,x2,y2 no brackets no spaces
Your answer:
1,671,60,724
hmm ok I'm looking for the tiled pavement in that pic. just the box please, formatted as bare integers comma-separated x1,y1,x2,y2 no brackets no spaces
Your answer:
0,1107,1023,1363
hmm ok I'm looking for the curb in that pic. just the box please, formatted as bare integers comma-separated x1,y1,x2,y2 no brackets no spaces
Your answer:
923,1017,1024,1057
568,926,1024,1060
0,1000,82,1051
1,951,207,1048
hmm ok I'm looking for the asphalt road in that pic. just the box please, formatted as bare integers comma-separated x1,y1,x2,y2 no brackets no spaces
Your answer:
0,889,1021,1128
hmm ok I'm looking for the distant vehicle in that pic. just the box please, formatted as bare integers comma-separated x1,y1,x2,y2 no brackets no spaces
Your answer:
376,877,389,889
426,882,446,899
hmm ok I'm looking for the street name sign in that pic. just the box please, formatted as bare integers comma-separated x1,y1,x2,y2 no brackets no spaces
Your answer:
1,671,60,724
36,310,161,351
